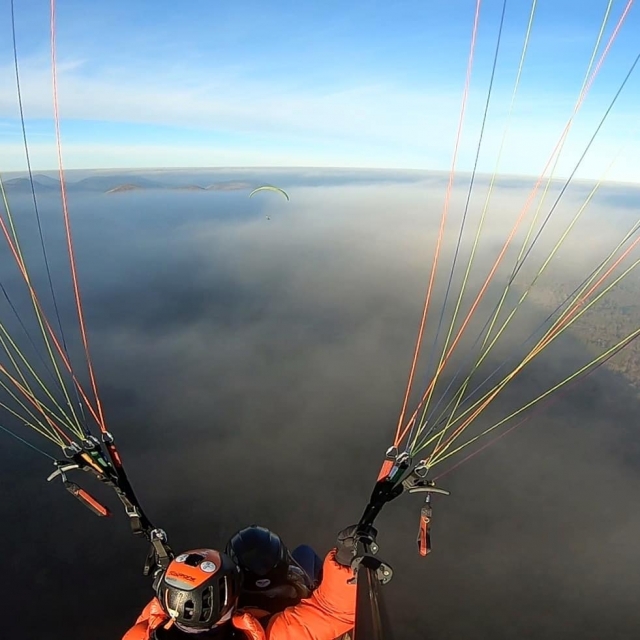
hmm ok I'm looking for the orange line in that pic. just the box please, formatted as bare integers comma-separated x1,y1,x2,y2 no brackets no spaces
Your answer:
395,2,633,448
432,233,640,458
529,235,640,362
394,0,482,444
0,362,72,444
0,203,103,428
50,0,106,431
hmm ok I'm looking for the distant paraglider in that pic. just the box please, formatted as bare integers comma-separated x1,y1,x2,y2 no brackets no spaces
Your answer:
249,185,290,201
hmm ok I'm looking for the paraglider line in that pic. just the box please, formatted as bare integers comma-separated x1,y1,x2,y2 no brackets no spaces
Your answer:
394,0,632,449
433,326,640,479
420,116,640,448
409,0,539,449
10,0,73,373
410,0,507,447
508,50,640,286
393,0,483,446
50,0,106,431
0,423,56,460
429,247,640,462
0,280,64,398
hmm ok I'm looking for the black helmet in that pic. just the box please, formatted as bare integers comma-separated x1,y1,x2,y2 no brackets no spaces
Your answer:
154,549,242,630
225,525,290,590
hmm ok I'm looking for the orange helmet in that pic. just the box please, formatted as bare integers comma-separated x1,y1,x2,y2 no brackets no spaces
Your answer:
154,549,242,630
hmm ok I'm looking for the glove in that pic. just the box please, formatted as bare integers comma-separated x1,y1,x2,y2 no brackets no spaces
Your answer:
334,524,378,567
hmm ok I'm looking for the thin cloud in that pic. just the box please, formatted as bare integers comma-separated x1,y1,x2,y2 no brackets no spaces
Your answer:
0,171,639,639
1,52,638,179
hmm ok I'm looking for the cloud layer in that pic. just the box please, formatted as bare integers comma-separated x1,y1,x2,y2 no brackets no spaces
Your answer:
0,170,639,638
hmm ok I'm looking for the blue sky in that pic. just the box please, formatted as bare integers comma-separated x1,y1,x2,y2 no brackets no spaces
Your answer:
0,0,639,180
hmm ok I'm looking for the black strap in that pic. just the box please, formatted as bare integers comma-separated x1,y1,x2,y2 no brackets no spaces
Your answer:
354,556,395,640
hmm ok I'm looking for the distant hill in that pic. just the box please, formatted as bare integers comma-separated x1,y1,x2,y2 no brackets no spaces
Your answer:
105,184,146,193
31,174,60,187
3,175,252,194
206,181,251,191
74,176,165,191
2,175,59,193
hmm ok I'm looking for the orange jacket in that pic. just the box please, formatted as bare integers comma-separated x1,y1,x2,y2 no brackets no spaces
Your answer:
123,550,355,640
